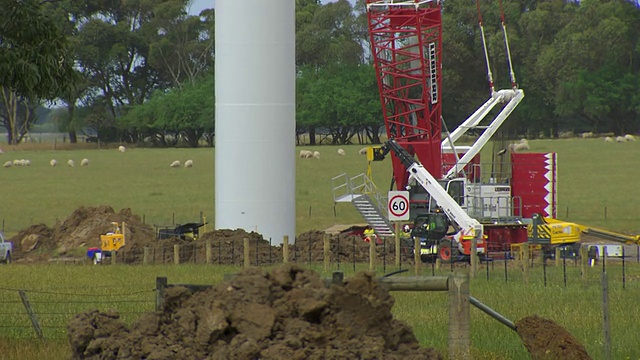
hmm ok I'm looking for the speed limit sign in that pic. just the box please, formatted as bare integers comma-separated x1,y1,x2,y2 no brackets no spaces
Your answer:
388,191,410,221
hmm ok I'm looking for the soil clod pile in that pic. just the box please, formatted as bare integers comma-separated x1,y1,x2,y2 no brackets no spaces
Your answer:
10,205,411,265
67,265,442,360
9,206,157,262
516,315,591,360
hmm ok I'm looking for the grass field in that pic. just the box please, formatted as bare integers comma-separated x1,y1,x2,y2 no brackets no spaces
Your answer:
2,138,640,237
1,138,640,359
1,262,639,359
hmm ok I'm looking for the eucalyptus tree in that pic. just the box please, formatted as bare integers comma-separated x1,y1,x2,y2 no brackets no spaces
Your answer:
548,0,640,135
70,0,215,141
147,4,214,89
119,74,214,147
296,0,370,144
0,0,77,144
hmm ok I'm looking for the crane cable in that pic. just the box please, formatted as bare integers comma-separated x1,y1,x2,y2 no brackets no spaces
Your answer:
498,0,518,89
475,0,494,95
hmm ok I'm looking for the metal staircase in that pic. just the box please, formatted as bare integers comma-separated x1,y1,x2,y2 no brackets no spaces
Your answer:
331,173,394,237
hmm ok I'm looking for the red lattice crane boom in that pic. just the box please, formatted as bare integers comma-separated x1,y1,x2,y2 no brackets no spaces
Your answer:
366,0,443,190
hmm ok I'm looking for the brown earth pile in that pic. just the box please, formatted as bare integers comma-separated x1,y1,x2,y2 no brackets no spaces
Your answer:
9,205,413,265
516,315,591,360
67,265,442,360
281,230,413,264
9,206,157,263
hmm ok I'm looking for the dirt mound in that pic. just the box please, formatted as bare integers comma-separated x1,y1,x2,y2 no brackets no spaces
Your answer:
9,205,157,263
516,315,591,360
285,230,413,264
138,229,412,266
67,265,442,360
9,205,413,265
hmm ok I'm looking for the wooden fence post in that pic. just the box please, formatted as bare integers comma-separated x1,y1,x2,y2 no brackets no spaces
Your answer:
18,290,43,340
244,238,250,268
206,241,212,264
143,247,149,265
323,234,330,272
156,277,167,311
602,272,611,360
110,250,117,265
414,237,420,275
470,239,478,278
173,245,180,265
369,236,375,272
448,273,470,360
395,222,400,267
283,235,289,264
522,243,529,284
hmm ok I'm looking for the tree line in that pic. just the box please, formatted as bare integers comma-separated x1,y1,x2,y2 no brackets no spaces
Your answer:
1,0,639,146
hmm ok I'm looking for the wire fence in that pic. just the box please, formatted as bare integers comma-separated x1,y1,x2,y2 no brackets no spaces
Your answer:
3,229,640,341
0,284,155,340
75,236,421,270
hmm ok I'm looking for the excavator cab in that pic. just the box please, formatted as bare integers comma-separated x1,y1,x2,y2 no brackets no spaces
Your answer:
410,208,458,263
411,212,449,240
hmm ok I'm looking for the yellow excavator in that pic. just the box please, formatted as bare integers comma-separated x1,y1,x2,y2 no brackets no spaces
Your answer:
521,214,640,259
527,214,581,246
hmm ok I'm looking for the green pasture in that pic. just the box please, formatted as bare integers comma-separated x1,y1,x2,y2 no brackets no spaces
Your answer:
0,263,639,359
1,138,640,238
2,138,640,359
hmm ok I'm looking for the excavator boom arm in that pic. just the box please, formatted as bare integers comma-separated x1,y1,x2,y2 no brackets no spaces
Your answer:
385,140,484,242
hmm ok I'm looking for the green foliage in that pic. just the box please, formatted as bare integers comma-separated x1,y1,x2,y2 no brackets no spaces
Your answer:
119,75,214,147
296,0,365,68
146,2,214,88
297,64,381,144
0,0,77,100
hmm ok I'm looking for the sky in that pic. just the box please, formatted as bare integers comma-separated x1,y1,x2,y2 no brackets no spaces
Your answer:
187,0,343,16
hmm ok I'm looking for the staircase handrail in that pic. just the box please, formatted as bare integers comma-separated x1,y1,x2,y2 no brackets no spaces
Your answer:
362,173,389,220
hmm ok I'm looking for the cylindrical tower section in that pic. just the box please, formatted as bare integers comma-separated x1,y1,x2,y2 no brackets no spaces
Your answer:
215,0,295,244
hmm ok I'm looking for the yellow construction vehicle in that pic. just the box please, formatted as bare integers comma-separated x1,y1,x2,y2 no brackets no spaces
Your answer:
519,214,640,260
87,222,126,264
527,214,581,246
510,214,582,259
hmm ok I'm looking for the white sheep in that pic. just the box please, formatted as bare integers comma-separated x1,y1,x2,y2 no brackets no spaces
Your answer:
313,151,320,159
581,132,593,139
359,147,368,155
337,148,346,156
23,159,31,166
508,139,530,152
118,145,126,153
170,160,181,168
604,137,613,143
3,161,11,168
299,150,313,158
50,159,57,167
184,159,193,168
13,159,21,166
67,159,75,167
80,158,89,167
624,134,636,141
615,136,626,143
